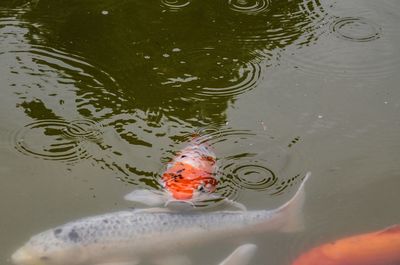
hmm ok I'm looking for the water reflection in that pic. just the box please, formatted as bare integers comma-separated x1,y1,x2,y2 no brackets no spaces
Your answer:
283,3,399,79
1,0,322,202
14,119,101,162
22,0,327,103
161,0,191,12
184,129,306,206
227,0,271,15
227,163,277,190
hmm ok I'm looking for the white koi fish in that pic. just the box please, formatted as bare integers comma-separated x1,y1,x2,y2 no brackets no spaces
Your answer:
11,173,310,265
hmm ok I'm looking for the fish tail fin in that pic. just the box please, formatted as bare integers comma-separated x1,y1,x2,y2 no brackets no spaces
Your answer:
218,244,258,265
276,172,311,233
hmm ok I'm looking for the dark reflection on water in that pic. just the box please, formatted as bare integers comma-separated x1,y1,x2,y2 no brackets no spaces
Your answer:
160,0,191,12
21,0,327,103
14,119,102,162
227,0,271,14
0,0,323,203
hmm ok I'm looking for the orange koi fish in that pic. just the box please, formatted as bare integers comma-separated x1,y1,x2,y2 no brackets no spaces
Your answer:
124,137,242,209
292,224,400,265
161,139,218,200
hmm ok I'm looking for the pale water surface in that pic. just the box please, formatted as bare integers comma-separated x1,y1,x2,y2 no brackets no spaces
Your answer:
0,0,400,264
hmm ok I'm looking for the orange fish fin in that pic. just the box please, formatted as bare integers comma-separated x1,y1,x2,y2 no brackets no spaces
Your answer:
379,224,400,234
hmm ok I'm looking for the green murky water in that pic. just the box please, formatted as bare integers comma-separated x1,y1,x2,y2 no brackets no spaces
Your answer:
1,0,400,264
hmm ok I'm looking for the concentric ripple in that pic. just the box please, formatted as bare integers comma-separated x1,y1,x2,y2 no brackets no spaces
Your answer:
179,128,308,206
271,173,302,195
284,37,399,78
194,128,255,145
330,17,381,42
5,40,122,121
229,163,277,191
160,46,264,100
283,11,397,79
227,0,271,15
160,0,191,11
197,61,262,98
62,119,103,142
221,0,329,59
14,119,103,162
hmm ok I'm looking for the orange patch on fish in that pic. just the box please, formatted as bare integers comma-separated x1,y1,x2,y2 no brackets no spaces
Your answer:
161,139,219,201
162,162,218,200
292,224,400,265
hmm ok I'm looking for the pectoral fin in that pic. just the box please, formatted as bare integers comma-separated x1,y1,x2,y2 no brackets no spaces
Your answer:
165,199,195,211
124,189,168,206
218,244,258,265
164,193,247,211
193,193,247,211
151,255,192,265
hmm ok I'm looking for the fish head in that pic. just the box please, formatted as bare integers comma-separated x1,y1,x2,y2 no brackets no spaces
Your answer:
173,143,217,170
12,246,49,265
163,163,218,200
165,177,218,200
12,228,83,265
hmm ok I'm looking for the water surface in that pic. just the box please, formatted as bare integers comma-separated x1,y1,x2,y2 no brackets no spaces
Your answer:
1,0,400,264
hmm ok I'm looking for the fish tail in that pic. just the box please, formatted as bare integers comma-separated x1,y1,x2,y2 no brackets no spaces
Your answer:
275,172,311,233
218,244,258,265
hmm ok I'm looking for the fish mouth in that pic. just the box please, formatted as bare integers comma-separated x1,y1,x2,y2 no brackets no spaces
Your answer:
11,247,37,265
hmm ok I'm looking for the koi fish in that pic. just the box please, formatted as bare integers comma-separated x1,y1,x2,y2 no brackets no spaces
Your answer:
162,138,218,200
292,224,400,265
11,173,310,265
124,137,235,209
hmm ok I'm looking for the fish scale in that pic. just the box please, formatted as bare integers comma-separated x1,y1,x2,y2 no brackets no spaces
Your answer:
53,209,269,244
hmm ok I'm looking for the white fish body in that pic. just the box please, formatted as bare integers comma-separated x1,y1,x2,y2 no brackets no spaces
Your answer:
12,173,310,265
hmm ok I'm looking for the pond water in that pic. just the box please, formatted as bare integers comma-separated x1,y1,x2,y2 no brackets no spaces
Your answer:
0,0,399,264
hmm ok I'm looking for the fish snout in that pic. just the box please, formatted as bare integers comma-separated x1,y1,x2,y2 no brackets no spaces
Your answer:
11,247,39,265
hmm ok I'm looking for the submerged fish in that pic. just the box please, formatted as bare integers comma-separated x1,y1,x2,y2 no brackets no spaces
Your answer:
292,224,400,265
218,244,258,265
12,173,310,265
124,137,226,209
